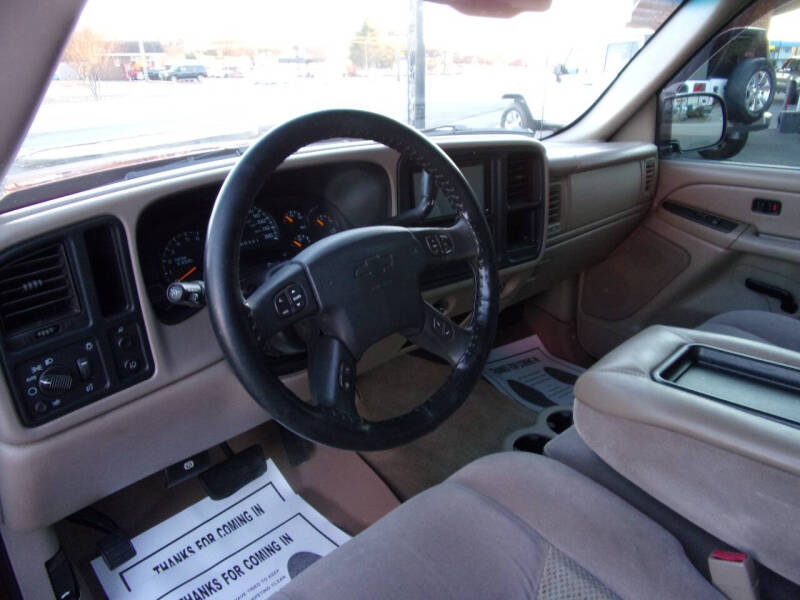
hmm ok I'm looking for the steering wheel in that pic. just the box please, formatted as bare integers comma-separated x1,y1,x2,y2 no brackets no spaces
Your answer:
205,109,499,451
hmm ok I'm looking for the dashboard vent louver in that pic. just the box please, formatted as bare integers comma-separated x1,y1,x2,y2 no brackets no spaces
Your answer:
643,158,656,195
0,243,79,335
547,182,562,236
506,154,534,207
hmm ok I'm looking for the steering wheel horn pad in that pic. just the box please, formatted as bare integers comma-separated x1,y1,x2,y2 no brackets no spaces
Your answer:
205,109,498,450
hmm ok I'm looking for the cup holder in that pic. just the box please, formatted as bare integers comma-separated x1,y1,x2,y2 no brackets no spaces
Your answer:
511,433,551,455
545,409,573,435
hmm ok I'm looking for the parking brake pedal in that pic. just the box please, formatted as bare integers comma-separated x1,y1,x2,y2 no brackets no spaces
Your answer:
200,444,266,500
68,507,136,570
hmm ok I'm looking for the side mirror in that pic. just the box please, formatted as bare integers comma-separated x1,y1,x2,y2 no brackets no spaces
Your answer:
661,92,727,153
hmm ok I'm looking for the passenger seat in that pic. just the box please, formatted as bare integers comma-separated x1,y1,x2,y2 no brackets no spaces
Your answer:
698,309,800,352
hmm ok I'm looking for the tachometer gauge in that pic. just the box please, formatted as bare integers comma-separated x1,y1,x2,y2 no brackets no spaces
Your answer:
161,230,204,283
308,207,341,239
241,207,280,251
281,209,305,229
289,233,311,253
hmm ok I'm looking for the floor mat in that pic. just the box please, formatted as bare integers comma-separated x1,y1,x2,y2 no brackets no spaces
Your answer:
57,421,399,599
357,354,538,500
92,459,348,600
483,334,585,411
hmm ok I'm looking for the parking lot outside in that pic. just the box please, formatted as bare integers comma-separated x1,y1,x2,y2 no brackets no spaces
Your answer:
9,70,800,188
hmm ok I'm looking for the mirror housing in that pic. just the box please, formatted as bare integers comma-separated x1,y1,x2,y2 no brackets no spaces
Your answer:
661,92,727,153
427,0,551,18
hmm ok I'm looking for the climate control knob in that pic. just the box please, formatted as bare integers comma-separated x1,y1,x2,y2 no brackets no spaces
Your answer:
38,366,73,395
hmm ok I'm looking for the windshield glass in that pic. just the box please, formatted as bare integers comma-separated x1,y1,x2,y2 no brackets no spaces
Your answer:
4,0,680,197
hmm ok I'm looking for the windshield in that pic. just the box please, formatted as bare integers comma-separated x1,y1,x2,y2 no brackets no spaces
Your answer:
4,0,680,198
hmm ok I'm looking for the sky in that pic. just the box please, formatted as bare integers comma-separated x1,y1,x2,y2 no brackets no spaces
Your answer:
75,0,657,62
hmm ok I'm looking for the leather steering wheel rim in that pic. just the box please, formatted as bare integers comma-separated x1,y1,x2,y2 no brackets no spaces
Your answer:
205,109,499,451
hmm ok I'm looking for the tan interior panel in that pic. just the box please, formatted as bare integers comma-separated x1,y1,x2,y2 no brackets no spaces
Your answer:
664,183,800,239
567,162,644,231
577,158,800,359
581,227,690,321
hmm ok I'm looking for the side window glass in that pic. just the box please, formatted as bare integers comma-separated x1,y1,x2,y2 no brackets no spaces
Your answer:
659,1,800,167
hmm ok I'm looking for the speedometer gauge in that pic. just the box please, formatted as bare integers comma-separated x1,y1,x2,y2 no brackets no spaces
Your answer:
161,230,203,283
242,207,280,251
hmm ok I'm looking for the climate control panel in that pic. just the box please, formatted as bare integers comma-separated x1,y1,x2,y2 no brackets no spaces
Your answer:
0,218,153,427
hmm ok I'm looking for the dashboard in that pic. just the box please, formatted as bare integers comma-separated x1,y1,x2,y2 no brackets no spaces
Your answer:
0,136,657,537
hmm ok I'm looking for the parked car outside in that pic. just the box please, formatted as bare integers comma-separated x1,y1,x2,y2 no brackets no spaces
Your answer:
777,56,800,103
161,64,208,82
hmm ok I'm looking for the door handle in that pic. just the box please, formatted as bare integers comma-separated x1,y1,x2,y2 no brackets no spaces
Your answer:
745,278,798,313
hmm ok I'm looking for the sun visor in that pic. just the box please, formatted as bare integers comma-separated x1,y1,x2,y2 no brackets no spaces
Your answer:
427,0,551,18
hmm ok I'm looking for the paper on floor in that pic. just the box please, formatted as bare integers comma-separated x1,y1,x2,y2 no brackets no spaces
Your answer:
483,335,584,410
92,459,349,600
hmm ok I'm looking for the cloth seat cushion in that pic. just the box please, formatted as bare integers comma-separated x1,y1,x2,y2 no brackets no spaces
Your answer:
274,453,722,600
698,309,800,352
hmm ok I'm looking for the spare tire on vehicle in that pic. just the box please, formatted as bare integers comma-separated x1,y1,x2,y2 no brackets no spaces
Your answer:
725,58,775,124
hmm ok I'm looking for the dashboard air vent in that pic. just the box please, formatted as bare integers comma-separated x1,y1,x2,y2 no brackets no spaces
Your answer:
643,158,656,195
0,243,79,335
547,182,562,236
506,154,535,207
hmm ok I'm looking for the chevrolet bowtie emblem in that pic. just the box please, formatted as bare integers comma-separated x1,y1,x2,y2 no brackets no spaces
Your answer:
354,253,395,279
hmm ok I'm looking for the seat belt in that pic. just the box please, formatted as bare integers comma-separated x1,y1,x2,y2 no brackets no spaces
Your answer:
708,550,759,600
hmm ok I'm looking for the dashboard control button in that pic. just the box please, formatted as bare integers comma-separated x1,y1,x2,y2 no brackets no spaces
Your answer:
38,366,73,395
33,401,48,414
122,359,140,374
116,335,134,350
76,357,92,381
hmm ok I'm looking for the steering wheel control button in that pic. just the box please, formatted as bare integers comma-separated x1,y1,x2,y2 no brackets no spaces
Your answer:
274,283,307,318
425,235,442,256
274,292,292,318
441,321,454,340
287,284,306,311
38,367,74,396
339,361,355,392
431,315,454,340
438,234,454,255
424,233,455,257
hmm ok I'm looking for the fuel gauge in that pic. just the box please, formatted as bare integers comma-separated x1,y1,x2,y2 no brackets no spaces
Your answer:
289,233,311,253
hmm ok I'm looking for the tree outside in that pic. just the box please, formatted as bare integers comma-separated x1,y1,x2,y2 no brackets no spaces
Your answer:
349,21,398,72
62,28,106,100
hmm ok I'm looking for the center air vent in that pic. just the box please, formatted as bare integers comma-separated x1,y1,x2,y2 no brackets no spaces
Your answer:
643,158,656,195
507,154,535,208
0,243,79,335
547,182,563,236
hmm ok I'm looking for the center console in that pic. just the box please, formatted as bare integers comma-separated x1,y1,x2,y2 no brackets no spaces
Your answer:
572,324,800,583
398,146,547,289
